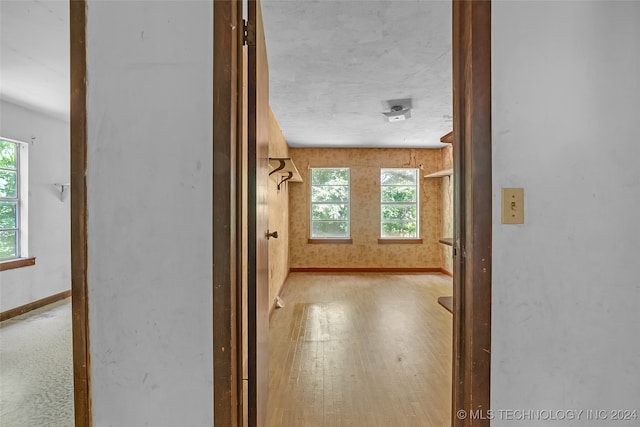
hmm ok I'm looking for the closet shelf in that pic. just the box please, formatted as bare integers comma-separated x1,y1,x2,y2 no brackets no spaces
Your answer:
438,296,453,314
438,237,453,246
440,131,453,144
269,158,303,190
424,168,453,178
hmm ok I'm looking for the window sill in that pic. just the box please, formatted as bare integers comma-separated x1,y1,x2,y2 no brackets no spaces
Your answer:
378,239,423,244
308,239,353,244
0,257,36,272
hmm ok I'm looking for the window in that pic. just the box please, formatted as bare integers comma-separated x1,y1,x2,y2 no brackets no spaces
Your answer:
310,168,350,238
380,168,419,239
0,138,27,260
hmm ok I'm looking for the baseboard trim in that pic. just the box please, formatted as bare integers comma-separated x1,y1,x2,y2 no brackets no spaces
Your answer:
0,290,71,322
289,267,442,273
440,268,453,277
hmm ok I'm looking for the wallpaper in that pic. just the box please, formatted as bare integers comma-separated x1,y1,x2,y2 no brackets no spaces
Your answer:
268,108,290,305
441,145,454,274
288,148,445,269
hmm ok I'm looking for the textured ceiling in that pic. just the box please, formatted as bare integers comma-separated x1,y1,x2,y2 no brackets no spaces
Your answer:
261,0,452,148
0,0,69,121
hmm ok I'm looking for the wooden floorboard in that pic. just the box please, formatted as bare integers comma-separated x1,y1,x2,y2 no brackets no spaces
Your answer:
267,272,453,426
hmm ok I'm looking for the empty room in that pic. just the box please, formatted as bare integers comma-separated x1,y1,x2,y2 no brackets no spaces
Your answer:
259,2,456,425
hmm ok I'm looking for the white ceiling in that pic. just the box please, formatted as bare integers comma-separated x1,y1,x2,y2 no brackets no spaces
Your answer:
261,0,452,148
0,0,69,121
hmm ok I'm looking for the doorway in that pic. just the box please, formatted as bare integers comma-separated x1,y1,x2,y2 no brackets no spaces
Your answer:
211,1,492,426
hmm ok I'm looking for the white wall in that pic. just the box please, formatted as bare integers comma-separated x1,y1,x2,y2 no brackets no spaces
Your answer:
86,1,213,425
0,100,70,312
492,1,640,424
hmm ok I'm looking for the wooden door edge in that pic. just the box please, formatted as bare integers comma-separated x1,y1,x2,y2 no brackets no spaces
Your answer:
70,0,91,425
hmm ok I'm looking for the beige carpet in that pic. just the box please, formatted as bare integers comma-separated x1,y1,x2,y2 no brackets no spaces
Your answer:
0,298,74,427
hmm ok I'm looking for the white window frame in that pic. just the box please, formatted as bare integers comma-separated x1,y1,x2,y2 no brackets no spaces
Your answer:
0,137,29,260
309,167,350,239
380,168,420,239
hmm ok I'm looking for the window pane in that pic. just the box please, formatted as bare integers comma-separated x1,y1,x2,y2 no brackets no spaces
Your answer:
311,221,349,238
311,168,349,185
0,230,17,259
381,222,417,238
380,169,417,185
311,185,348,202
381,186,416,202
0,140,16,169
312,203,348,221
0,201,17,228
0,170,17,198
310,168,350,238
380,168,419,239
381,205,416,221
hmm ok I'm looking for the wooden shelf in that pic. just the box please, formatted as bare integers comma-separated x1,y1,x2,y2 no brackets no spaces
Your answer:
440,131,453,144
424,168,453,178
269,158,303,189
438,296,453,314
438,237,453,246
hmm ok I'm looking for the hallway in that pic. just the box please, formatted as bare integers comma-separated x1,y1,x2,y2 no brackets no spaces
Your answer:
267,273,452,427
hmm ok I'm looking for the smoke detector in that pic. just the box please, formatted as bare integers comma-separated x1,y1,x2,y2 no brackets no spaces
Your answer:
382,105,411,122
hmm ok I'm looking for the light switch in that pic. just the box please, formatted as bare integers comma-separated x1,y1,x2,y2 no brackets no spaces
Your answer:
502,188,524,224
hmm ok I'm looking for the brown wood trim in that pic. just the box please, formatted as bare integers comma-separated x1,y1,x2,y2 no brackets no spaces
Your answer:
440,268,453,278
290,267,442,273
440,131,454,144
70,1,91,425
213,1,241,426
234,2,245,425
452,1,492,426
377,238,423,244
438,296,453,314
307,238,353,244
0,290,70,322
0,257,36,271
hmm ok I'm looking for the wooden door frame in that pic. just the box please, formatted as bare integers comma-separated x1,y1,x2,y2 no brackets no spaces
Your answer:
205,1,495,427
452,1,492,426
213,0,243,426
70,0,91,425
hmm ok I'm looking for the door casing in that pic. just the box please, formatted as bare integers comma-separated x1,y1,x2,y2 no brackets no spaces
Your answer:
452,1,492,426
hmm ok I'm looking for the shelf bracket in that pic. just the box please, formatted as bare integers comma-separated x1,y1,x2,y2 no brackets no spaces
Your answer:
276,171,293,190
269,159,286,177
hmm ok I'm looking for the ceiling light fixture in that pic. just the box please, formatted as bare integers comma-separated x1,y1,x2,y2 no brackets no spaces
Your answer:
382,105,411,122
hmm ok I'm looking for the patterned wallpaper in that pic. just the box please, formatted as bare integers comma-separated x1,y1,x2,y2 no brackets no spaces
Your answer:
440,145,454,274
288,148,446,269
268,109,290,305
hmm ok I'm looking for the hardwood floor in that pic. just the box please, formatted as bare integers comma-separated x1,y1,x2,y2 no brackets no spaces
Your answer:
267,273,452,427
